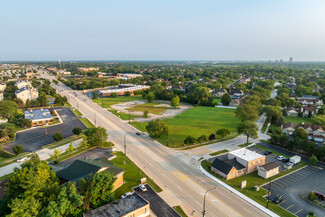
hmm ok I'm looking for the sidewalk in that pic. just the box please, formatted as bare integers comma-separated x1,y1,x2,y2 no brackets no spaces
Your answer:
199,165,280,217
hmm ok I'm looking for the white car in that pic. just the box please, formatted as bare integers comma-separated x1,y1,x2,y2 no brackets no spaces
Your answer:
139,184,147,192
121,192,132,199
277,156,285,161
17,157,28,163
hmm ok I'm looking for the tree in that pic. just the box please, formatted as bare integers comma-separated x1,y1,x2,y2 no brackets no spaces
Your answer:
193,86,213,106
72,127,82,136
13,145,24,158
50,149,61,160
53,132,63,142
146,119,167,138
236,104,259,121
93,92,98,99
37,91,48,106
8,197,40,217
66,142,75,153
0,100,18,118
184,136,196,146
209,133,216,141
110,93,117,98
170,96,180,108
124,91,131,96
293,128,308,140
278,115,285,126
216,128,231,139
197,135,207,144
264,106,282,124
143,110,149,118
221,93,231,106
237,121,258,144
146,92,155,102
20,118,32,128
86,127,108,147
307,192,317,201
79,172,115,210
312,115,325,128
54,96,64,106
310,155,318,166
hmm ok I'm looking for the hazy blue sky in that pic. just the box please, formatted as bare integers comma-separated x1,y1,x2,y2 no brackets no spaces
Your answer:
1,0,325,61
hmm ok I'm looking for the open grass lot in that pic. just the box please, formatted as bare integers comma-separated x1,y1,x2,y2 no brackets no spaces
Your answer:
131,106,240,148
93,95,143,108
80,118,95,128
284,116,313,125
126,102,170,115
201,160,307,217
108,109,140,120
111,152,162,199
0,151,15,163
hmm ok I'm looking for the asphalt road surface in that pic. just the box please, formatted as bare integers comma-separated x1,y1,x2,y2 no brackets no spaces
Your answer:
41,71,270,217
3,107,87,153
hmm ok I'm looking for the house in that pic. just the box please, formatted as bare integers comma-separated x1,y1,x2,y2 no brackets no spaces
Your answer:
211,148,266,180
297,95,323,107
24,108,55,127
286,107,299,117
16,79,32,89
302,106,317,117
83,193,150,217
213,88,228,97
0,82,6,92
282,122,325,143
229,99,241,107
229,89,244,99
15,86,39,103
56,158,124,191
258,162,280,179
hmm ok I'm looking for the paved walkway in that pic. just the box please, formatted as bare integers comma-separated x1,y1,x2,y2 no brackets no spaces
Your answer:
0,139,83,177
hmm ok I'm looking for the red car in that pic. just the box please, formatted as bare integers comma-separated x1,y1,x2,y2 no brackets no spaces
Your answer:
314,191,325,201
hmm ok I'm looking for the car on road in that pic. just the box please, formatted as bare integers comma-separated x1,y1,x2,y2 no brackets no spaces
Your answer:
17,157,28,163
277,156,285,161
121,192,132,199
264,151,272,155
139,184,147,192
272,195,283,204
136,132,141,136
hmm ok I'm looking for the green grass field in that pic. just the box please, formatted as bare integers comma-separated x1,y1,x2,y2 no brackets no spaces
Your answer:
126,102,170,115
131,106,240,147
173,206,188,217
80,118,95,128
111,152,162,199
70,107,82,117
108,109,140,120
201,160,305,217
93,95,143,108
284,116,313,125
0,151,15,163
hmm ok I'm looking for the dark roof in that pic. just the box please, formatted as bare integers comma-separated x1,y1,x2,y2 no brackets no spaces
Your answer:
298,123,324,131
84,193,148,217
211,158,245,175
215,88,227,93
260,162,279,171
303,106,317,112
229,89,244,95
282,122,297,129
56,158,124,182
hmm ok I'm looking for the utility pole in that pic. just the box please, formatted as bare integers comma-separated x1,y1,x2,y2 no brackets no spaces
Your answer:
124,134,126,155
166,126,169,147
101,95,104,107
266,181,271,209
202,187,216,217
94,113,97,127
128,110,130,124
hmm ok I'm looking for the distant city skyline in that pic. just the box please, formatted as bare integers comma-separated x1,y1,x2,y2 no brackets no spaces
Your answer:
1,0,325,61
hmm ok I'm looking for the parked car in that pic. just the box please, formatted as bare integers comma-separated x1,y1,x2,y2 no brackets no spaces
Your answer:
136,132,141,136
277,156,285,161
282,158,289,163
121,192,132,199
286,162,293,167
272,195,283,204
314,191,325,201
17,157,28,163
139,184,147,192
264,151,272,155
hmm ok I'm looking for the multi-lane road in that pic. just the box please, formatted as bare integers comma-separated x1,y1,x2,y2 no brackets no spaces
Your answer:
41,71,271,217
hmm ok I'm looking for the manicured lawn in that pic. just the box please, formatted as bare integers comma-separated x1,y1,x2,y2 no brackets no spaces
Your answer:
131,106,240,148
173,206,188,217
201,160,305,217
108,109,140,120
93,95,143,108
126,102,170,115
80,118,95,128
111,152,162,199
213,97,221,104
210,149,229,156
284,116,313,125
0,151,15,163
70,107,82,117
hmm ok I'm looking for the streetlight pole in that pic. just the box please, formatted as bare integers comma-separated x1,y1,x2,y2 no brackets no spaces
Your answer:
166,126,169,147
202,187,216,217
94,113,96,127
266,180,271,209
124,134,127,155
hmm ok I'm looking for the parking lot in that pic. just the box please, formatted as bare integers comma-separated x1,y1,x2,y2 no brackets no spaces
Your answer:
262,166,325,217
134,184,180,217
3,107,87,153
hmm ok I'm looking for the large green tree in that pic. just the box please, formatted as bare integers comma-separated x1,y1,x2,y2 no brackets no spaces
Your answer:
221,93,231,106
146,119,167,138
86,127,108,147
0,100,18,118
236,104,259,121
170,96,180,108
8,197,40,217
216,128,231,139
237,121,258,144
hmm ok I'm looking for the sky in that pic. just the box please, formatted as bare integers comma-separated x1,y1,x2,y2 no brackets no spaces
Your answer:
1,0,325,61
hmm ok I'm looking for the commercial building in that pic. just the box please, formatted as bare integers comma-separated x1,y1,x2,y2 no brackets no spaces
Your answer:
15,86,39,103
116,73,143,80
56,158,124,191
83,193,150,217
211,148,266,180
99,84,150,97
24,108,54,127
257,162,280,179
77,67,99,72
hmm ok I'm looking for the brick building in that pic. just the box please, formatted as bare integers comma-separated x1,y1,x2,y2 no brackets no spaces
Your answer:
99,84,150,97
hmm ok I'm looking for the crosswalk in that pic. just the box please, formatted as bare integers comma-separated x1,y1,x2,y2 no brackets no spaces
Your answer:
172,169,188,182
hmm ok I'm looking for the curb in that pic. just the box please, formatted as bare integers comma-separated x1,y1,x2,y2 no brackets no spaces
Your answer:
199,165,280,217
